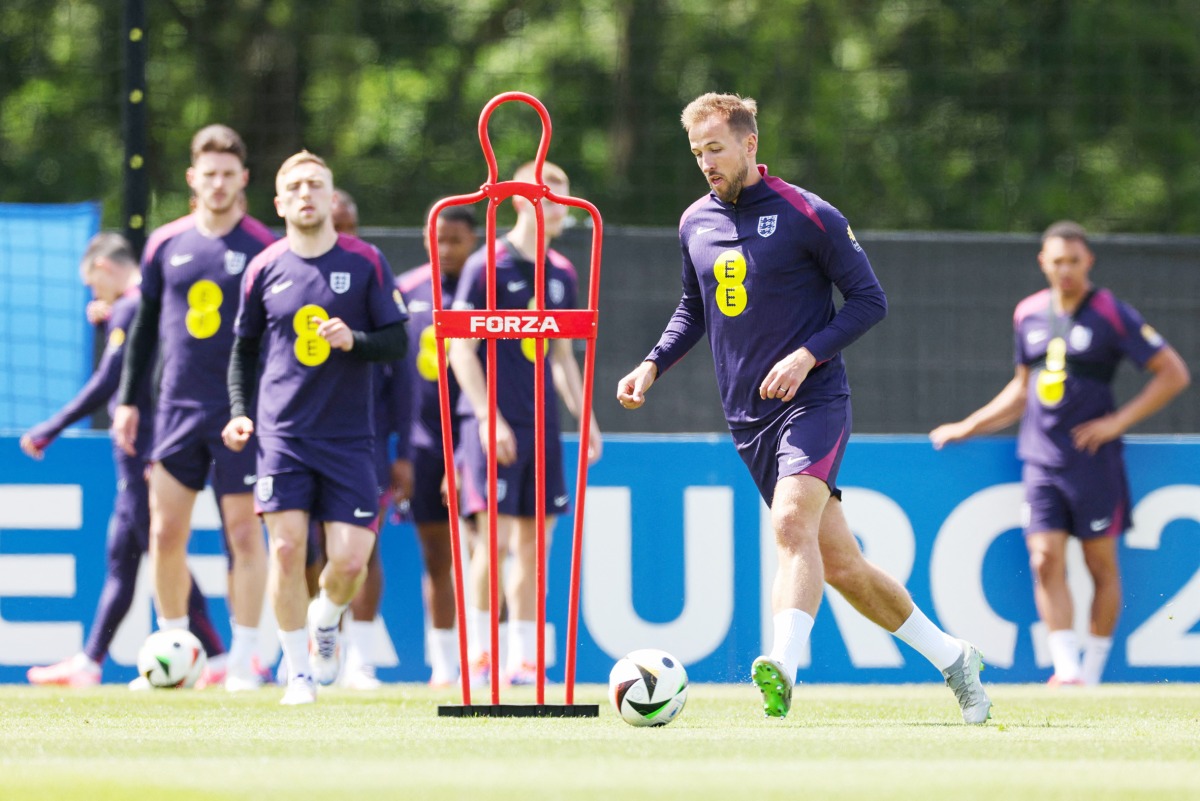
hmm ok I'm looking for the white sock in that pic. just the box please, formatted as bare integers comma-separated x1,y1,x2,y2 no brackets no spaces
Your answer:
73,653,101,672
508,620,539,672
278,628,311,680
1047,629,1082,681
227,623,258,674
891,606,963,672
311,590,348,630
158,615,189,632
468,608,492,659
767,609,815,681
346,619,378,668
428,628,460,684
1080,634,1113,686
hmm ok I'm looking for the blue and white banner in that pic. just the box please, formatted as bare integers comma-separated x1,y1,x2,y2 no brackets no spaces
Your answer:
1,433,1197,684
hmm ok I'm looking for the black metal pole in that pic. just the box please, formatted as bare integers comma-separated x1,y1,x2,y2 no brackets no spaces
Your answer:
122,0,148,258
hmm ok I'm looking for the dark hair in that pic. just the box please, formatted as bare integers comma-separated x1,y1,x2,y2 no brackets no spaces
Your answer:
80,232,136,272
1041,220,1089,246
191,124,248,165
434,205,478,229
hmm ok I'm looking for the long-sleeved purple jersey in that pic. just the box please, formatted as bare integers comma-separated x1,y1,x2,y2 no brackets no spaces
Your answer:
647,165,887,430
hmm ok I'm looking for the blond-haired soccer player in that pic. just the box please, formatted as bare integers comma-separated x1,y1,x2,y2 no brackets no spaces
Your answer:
223,152,408,705
618,93,990,723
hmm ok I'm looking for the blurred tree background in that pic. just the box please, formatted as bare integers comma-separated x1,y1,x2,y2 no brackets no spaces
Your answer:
2,0,1199,234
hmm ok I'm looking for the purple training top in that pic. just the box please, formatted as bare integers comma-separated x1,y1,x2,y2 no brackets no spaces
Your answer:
1014,286,1165,468
451,239,578,429
397,264,464,451
235,234,408,439
647,164,887,430
140,214,276,410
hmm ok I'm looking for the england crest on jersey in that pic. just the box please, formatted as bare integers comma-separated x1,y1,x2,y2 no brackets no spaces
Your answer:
757,215,778,237
1069,324,1093,351
330,272,351,294
224,251,247,275
549,278,565,305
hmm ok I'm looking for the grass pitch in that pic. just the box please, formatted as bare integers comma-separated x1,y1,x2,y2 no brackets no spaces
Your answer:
1,682,1198,800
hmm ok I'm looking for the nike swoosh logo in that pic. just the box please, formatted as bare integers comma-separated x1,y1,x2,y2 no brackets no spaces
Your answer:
271,280,294,295
1028,330,1048,344
243,474,257,486
353,508,375,519
553,495,570,507
786,456,805,465
169,254,194,267
507,280,528,292
1090,517,1112,532
697,226,718,234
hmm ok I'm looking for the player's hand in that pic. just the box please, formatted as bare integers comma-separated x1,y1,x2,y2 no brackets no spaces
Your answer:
86,299,112,325
317,317,355,351
1071,414,1124,455
221,416,255,452
112,405,139,457
617,361,657,409
390,458,414,504
19,433,46,460
759,347,815,402
586,419,603,464
480,414,517,466
929,422,972,450
440,468,460,508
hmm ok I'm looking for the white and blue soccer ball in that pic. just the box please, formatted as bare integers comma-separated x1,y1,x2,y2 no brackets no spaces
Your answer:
608,648,688,727
137,629,207,689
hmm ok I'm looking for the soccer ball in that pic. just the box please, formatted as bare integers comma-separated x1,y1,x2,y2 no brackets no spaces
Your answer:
137,629,207,689
608,648,688,727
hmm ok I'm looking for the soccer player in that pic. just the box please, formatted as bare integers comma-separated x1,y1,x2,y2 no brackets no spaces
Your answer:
397,204,479,686
23,233,226,687
930,221,1189,686
616,93,991,724
222,151,408,705
330,186,406,690
113,125,275,691
449,161,602,687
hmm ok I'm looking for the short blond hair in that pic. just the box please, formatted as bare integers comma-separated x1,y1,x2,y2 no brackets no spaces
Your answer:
681,93,758,137
514,160,568,188
275,150,332,190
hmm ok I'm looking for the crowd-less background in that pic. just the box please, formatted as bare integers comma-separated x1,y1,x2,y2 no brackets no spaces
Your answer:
2,0,1197,435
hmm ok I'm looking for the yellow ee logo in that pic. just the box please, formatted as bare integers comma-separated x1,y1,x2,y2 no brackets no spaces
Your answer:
713,250,747,317
292,303,331,366
521,297,551,363
185,279,223,339
416,324,448,381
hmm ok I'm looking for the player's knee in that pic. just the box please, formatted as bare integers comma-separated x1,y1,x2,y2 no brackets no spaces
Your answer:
226,521,266,558
271,537,307,573
1027,547,1063,581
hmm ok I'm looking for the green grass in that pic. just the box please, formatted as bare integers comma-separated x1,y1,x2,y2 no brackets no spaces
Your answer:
2,683,1199,800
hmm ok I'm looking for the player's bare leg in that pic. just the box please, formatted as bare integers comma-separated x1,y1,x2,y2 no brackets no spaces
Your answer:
1028,530,1081,684
263,509,316,704
752,474,826,718
148,464,199,626
467,511,510,686
505,514,554,684
1080,535,1121,684
417,520,460,685
343,540,384,689
220,492,267,690
309,521,375,686
819,497,990,722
